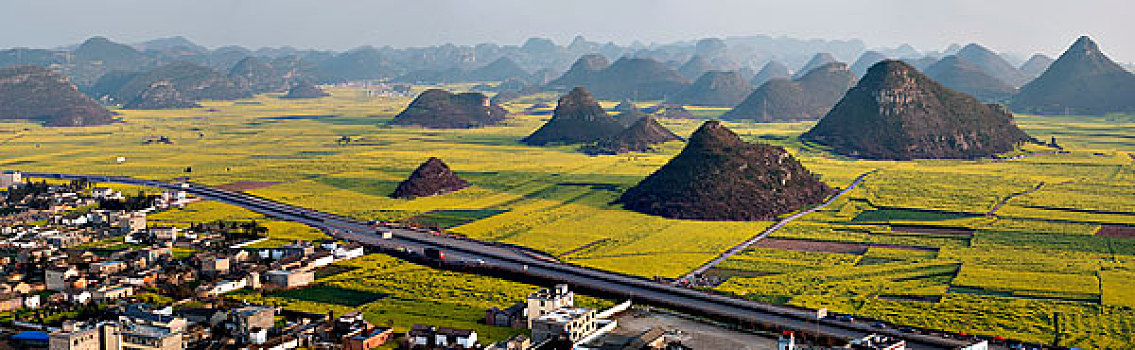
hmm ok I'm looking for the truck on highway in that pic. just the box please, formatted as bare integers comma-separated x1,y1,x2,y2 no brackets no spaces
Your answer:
424,248,445,260
380,230,393,239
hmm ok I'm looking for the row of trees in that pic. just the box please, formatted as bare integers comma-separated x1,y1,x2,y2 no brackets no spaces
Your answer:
191,220,269,240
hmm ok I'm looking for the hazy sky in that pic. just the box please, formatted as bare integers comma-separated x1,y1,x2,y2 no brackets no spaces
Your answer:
2,0,1131,62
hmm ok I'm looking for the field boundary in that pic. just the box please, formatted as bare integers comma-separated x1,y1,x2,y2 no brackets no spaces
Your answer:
679,169,878,281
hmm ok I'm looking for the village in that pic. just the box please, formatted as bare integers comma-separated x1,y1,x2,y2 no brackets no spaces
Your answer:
0,170,775,350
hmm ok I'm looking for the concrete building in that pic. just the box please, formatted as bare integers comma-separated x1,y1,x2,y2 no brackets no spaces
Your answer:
264,270,315,289
0,297,23,312
343,327,393,350
531,307,598,344
0,171,22,188
486,302,526,328
846,334,907,350
119,213,147,235
120,324,183,350
488,334,530,350
92,261,128,275
46,266,80,291
92,285,135,302
49,322,120,350
333,244,365,259
149,227,180,241
200,255,231,275
407,325,477,349
527,284,574,328
90,187,121,199
229,306,276,344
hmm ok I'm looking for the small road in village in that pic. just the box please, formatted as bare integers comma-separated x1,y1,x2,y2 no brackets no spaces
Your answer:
682,169,879,280
26,172,981,350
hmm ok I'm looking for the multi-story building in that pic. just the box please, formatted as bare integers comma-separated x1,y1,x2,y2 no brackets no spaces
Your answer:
530,307,598,344
119,324,183,350
526,284,574,328
229,305,276,344
48,322,120,350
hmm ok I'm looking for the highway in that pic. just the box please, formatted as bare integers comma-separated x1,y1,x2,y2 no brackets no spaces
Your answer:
26,172,980,350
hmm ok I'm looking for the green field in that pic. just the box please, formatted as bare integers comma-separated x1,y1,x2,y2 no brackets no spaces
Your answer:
2,86,1133,347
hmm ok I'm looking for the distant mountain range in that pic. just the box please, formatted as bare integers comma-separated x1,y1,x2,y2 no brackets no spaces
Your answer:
2,34,1131,116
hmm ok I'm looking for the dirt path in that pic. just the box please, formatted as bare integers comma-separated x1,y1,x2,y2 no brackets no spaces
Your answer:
986,182,1045,216
680,169,878,281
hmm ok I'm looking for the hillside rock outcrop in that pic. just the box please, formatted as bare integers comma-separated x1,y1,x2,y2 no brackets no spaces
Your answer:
616,120,833,221
391,157,470,199
0,66,115,126
391,89,507,128
523,87,625,145
803,60,1033,160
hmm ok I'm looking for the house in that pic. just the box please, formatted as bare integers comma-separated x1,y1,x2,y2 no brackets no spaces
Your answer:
92,284,135,302
531,307,598,344
160,190,187,205
229,305,276,345
180,308,229,329
264,270,315,289
196,278,248,297
92,260,128,275
45,265,80,291
486,302,527,328
527,284,574,328
119,213,147,235
70,290,92,304
91,187,122,199
437,327,477,348
0,171,22,188
0,296,23,312
200,255,231,275
488,334,530,350
269,243,315,260
24,294,41,309
343,326,394,350
119,323,184,350
333,244,365,260
846,334,907,350
49,322,120,350
407,324,478,349
150,226,181,241
306,252,335,269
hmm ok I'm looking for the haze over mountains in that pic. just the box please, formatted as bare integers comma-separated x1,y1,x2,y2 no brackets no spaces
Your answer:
1,33,1132,122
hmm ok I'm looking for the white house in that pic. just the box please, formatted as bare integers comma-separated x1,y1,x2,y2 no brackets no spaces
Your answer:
197,278,248,297
90,187,121,199
70,291,92,304
0,171,22,188
306,253,335,269
333,244,365,260
23,295,41,309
